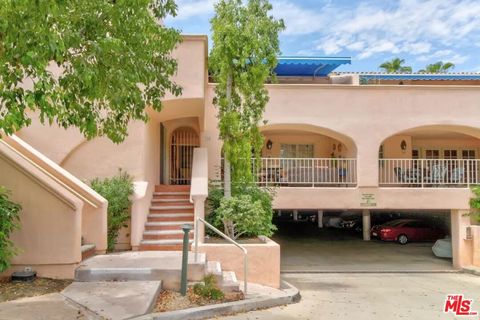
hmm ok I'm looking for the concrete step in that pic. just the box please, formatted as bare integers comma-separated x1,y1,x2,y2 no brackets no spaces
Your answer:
147,213,194,222
143,230,194,240
81,244,96,261
75,251,205,290
221,271,240,293
206,261,223,284
145,221,193,231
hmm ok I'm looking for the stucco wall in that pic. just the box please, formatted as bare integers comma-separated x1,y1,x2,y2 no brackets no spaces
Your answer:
0,151,83,279
198,237,281,288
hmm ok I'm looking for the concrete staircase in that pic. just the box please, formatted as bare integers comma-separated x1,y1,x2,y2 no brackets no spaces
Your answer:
75,251,240,293
139,185,194,251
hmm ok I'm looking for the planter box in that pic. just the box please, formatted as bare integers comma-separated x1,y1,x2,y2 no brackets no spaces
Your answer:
197,236,280,288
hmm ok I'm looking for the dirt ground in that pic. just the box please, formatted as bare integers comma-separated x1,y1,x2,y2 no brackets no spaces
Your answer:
0,278,72,302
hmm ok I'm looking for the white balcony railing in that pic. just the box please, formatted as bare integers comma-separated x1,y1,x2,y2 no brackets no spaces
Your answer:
379,159,480,187
252,158,357,187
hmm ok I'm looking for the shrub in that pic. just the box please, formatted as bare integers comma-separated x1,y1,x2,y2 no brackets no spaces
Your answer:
90,170,134,251
207,183,276,239
193,274,224,300
469,186,480,223
0,186,22,272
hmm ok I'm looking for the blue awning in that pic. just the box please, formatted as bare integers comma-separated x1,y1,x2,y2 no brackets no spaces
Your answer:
359,73,480,81
275,56,351,77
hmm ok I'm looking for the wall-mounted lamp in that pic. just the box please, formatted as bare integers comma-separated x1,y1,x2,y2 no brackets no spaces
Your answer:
338,143,343,152
400,140,407,153
332,144,336,151
266,139,273,150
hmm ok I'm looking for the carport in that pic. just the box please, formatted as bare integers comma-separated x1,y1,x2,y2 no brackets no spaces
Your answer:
273,210,453,272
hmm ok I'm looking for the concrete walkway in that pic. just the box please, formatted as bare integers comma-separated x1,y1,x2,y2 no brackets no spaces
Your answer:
220,273,480,320
0,281,162,320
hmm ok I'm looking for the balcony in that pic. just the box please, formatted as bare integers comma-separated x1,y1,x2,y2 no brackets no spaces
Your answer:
254,158,357,187
379,159,480,188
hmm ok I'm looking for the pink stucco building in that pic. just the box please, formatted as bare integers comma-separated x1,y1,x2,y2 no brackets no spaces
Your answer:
1,36,480,283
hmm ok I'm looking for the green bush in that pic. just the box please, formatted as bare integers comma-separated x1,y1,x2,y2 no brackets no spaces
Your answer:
469,186,480,223
90,170,134,251
207,183,276,239
193,274,224,300
0,186,22,272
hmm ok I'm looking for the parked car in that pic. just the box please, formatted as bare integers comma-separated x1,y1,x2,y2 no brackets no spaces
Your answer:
432,237,453,258
371,219,445,245
340,217,363,232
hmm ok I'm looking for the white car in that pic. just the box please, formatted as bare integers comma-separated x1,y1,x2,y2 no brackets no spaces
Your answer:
432,237,452,258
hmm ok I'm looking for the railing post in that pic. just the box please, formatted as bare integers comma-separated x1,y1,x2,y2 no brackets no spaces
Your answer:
311,158,314,188
467,159,471,187
421,159,424,188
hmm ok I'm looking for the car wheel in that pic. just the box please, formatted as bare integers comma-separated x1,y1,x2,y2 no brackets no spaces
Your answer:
397,234,408,245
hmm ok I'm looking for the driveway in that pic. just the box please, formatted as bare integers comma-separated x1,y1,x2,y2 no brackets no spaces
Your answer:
273,223,453,272
220,273,480,320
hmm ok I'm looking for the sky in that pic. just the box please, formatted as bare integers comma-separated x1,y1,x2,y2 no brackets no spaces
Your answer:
165,0,480,72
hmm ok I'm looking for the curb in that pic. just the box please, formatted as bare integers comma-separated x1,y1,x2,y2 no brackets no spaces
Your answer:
281,270,461,274
133,280,300,320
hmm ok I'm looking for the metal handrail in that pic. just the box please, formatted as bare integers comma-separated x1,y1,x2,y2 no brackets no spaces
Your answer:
194,217,248,295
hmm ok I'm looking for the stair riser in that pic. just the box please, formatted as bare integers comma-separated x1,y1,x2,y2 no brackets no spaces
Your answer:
139,244,190,251
143,233,194,240
147,216,194,222
155,185,190,192
145,225,187,231
153,195,190,200
151,202,192,206
150,209,194,214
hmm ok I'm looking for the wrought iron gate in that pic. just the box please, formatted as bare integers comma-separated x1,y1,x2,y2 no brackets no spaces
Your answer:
169,127,200,185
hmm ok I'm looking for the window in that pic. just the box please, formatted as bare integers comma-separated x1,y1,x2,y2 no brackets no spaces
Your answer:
425,149,440,159
379,145,384,159
462,150,476,159
444,149,458,159
412,149,419,159
280,144,314,158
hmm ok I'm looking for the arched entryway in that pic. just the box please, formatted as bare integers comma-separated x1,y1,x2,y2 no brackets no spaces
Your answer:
169,127,200,185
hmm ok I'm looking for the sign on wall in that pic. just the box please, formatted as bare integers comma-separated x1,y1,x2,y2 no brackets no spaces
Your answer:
361,193,377,207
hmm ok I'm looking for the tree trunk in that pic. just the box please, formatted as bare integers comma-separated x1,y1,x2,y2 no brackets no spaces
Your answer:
224,73,232,198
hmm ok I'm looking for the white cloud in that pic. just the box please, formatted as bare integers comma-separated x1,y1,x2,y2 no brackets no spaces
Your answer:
277,0,480,61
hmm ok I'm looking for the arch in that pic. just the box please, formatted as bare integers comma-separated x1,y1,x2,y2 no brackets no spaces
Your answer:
379,124,480,151
260,123,358,157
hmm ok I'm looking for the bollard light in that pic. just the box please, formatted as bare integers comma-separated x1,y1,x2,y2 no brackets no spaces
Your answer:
180,223,193,296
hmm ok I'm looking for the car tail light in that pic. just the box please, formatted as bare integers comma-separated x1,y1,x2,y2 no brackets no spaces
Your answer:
381,228,392,233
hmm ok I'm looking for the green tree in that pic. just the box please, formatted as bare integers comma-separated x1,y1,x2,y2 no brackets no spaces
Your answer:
210,0,284,196
379,58,412,73
419,61,455,73
0,0,181,143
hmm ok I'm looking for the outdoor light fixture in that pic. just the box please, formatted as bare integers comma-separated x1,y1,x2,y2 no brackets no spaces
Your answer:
338,143,343,152
266,139,273,150
400,140,407,152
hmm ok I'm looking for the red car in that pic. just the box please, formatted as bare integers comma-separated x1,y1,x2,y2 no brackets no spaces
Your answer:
371,219,445,245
